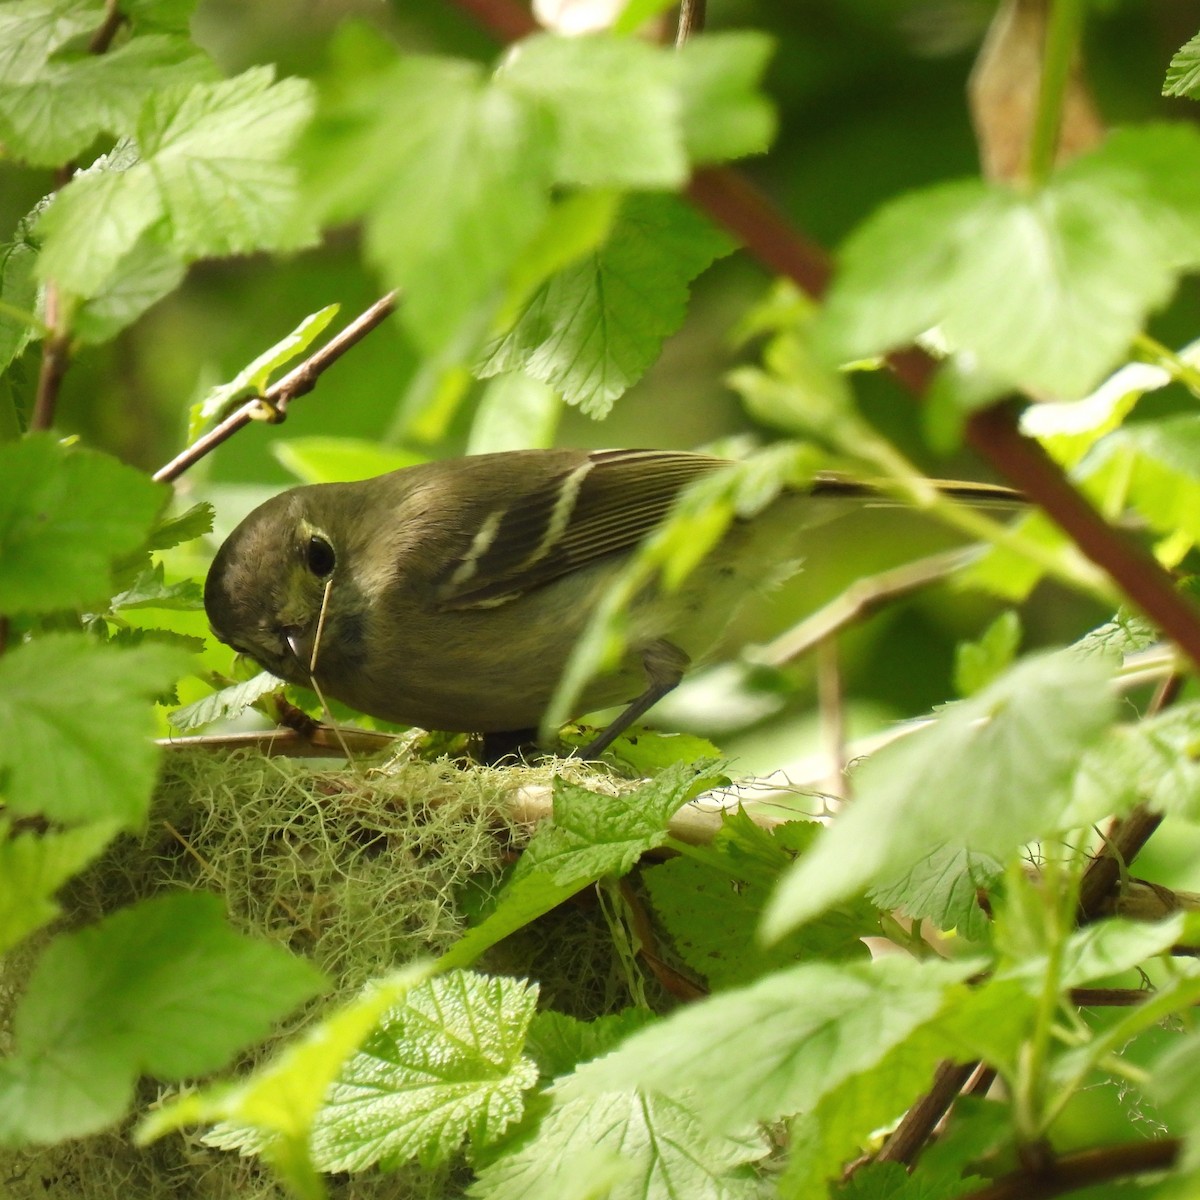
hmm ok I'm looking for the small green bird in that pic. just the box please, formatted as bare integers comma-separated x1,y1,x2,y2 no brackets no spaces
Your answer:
204,448,1017,754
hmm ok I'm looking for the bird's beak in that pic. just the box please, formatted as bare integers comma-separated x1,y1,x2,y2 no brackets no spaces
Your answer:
282,625,306,666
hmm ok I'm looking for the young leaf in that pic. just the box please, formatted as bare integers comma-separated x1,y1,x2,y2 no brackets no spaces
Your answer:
954,610,1021,697
763,650,1115,940
0,435,166,614
1164,31,1200,99
310,971,539,1171
869,845,1001,941
110,562,204,611
0,891,325,1144
0,635,187,826
168,670,283,731
37,67,315,299
478,194,733,416
561,956,979,1132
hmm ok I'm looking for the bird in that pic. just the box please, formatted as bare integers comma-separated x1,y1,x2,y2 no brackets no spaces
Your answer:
204,447,1020,755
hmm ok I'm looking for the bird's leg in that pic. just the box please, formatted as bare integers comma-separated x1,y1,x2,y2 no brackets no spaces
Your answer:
479,727,539,764
580,640,689,758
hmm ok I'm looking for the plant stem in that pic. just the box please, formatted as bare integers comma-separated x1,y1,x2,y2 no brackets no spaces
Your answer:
1025,0,1085,185
30,282,69,432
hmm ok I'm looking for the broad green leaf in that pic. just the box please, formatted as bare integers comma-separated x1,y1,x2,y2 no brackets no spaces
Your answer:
467,372,561,454
869,845,1001,941
168,671,283,732
763,650,1115,939
818,126,1200,399
524,1010,654,1081
0,819,117,955
512,762,726,887
0,891,324,1144
0,0,215,166
469,1089,765,1200
0,223,40,373
0,435,165,613
272,437,426,485
479,194,732,416
0,635,185,826
1165,31,1200,99
499,32,685,187
110,562,203,611
562,956,979,1131
193,304,339,428
37,67,314,298
1056,915,1187,988
311,972,538,1171
676,32,776,165
954,610,1021,697
72,233,186,343
643,817,872,990
302,49,550,353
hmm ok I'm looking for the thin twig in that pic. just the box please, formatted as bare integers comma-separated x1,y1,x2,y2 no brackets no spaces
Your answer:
816,638,847,802
675,0,707,45
960,1137,1180,1200
874,1061,977,1166
153,291,399,484
30,283,69,431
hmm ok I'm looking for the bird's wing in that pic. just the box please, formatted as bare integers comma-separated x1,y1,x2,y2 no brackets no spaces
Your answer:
433,448,729,610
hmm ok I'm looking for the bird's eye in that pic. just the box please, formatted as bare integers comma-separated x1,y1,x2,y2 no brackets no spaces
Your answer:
304,535,336,578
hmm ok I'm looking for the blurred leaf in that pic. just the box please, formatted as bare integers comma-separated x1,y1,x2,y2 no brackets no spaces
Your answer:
524,1009,654,1081
0,0,216,167
676,32,776,165
0,891,325,1144
37,67,315,299
0,435,165,613
0,819,118,956
193,304,339,428
499,32,686,188
73,234,186,343
1164,31,1200,99
0,634,186,826
311,972,539,1171
480,194,732,416
467,372,560,454
0,222,40,373
954,610,1021,697
818,126,1200,399
272,437,426,485
763,651,1116,939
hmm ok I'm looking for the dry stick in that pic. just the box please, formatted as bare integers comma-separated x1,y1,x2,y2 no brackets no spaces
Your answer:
960,1137,1180,1200
29,285,68,432
675,0,707,46
153,290,399,484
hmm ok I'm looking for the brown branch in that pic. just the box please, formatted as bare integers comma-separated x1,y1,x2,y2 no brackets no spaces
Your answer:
874,1060,977,1166
30,283,69,431
961,1138,1180,1200
675,0,707,46
153,291,399,484
88,0,125,54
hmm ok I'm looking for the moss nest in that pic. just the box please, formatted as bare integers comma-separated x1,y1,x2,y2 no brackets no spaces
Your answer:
1,747,643,1200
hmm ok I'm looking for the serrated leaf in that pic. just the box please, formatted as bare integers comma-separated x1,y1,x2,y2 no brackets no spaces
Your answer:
1165,31,1200,99
0,891,325,1144
676,32,776,164
763,651,1115,939
870,845,1001,941
0,634,186,826
469,1089,765,1200
110,562,204,610
311,972,539,1171
144,501,215,552
0,435,165,613
954,610,1021,697
818,126,1200,399
168,670,283,731
479,193,732,415
0,819,118,955
0,0,216,167
37,67,315,299
562,956,979,1132
194,304,339,427
524,1010,654,1081
499,32,686,188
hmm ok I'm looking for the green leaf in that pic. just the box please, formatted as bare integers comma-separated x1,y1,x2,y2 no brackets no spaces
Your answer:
0,891,325,1144
310,971,539,1171
763,650,1115,939
467,372,561,455
37,67,315,299
469,1089,765,1200
303,47,550,353
0,634,186,826
644,816,872,989
869,845,1001,941
1151,1030,1200,1169
818,126,1200,399
0,435,165,613
524,1009,654,1081
499,33,686,188
513,761,726,888
143,501,215,552
272,437,427,485
954,610,1021,697
168,670,283,731
1165,31,1200,99
110,562,204,611
0,0,216,167
479,193,732,416
72,233,187,343
0,819,117,956
561,956,979,1132
193,304,340,428
676,32,776,165
0,222,40,373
